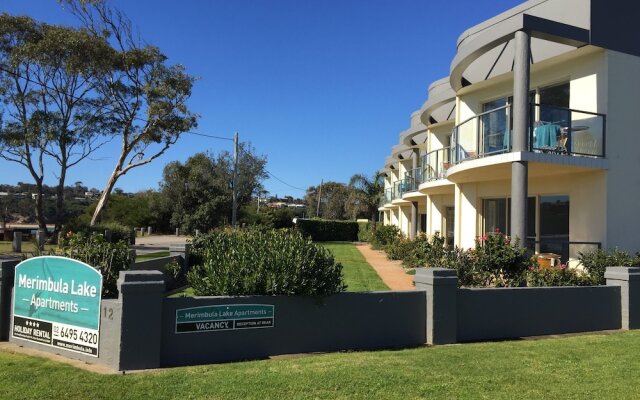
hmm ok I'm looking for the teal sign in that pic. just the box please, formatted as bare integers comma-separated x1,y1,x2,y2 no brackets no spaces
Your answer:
175,304,274,333
12,256,102,357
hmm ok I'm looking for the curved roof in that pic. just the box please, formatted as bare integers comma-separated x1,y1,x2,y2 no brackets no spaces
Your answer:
450,0,590,91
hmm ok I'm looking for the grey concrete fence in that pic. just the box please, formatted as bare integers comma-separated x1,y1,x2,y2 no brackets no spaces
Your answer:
1,258,640,371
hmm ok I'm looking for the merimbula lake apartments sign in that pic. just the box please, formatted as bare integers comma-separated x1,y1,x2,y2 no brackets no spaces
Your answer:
11,256,102,356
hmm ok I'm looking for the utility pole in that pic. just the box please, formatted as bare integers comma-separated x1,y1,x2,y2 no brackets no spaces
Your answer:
232,132,239,228
316,179,323,217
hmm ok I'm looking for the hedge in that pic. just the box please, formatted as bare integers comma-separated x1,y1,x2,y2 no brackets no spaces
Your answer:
295,219,359,242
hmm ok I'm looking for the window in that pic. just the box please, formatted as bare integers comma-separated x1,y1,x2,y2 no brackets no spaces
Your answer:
539,195,570,260
482,197,536,238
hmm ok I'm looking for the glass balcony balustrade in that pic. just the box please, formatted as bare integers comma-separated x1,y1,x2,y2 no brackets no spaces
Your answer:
451,104,606,165
420,147,452,182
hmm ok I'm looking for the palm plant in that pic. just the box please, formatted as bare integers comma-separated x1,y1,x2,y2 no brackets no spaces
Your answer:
349,172,385,222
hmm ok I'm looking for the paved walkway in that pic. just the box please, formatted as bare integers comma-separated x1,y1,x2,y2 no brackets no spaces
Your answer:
355,243,415,291
133,235,190,253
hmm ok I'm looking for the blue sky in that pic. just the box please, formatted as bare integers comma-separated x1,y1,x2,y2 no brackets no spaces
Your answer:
2,0,522,198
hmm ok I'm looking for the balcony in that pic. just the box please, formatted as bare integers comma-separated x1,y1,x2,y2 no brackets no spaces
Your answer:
420,147,451,182
380,188,394,206
452,104,606,165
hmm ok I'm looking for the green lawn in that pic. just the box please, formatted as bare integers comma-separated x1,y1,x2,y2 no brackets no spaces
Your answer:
0,241,56,255
321,242,389,292
1,331,640,399
135,250,170,262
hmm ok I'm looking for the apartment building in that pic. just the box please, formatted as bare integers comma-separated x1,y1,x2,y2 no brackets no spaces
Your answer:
379,0,640,264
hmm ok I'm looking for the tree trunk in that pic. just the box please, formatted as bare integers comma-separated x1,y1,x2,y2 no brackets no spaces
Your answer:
54,166,67,234
34,179,47,231
90,169,120,226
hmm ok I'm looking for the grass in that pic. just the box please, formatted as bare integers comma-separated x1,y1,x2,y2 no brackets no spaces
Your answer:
320,242,389,292
1,330,640,399
0,241,56,255
135,250,170,262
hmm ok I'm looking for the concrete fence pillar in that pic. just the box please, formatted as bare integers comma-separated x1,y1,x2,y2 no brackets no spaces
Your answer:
170,243,191,270
0,258,19,340
605,267,640,330
104,229,112,242
12,232,22,253
117,271,165,370
147,226,153,236
414,268,458,345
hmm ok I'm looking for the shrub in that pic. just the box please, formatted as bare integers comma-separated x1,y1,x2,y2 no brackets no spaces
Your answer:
404,234,449,269
188,228,346,296
371,224,401,250
358,222,372,242
62,220,133,244
579,248,640,285
384,237,415,261
56,232,132,298
295,219,359,242
465,232,532,287
526,264,593,287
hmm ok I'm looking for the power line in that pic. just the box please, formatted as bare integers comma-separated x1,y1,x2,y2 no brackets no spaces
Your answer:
265,170,307,192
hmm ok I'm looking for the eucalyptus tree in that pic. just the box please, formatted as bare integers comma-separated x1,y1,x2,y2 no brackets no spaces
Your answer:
0,14,114,231
63,1,199,226
349,171,385,222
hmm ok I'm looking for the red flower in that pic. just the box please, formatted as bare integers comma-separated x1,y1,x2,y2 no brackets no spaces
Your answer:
494,227,500,233
480,235,487,241
559,264,567,270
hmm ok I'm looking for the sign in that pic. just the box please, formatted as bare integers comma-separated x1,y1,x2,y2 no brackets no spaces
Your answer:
175,304,274,334
12,256,102,357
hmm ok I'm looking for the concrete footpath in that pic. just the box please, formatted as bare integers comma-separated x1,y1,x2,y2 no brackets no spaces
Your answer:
355,243,415,291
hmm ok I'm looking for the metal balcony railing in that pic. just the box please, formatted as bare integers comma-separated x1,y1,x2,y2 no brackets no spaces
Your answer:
451,104,606,165
420,147,452,182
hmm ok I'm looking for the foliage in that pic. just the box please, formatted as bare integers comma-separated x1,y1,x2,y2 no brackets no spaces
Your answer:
188,228,345,296
62,220,133,244
526,264,593,287
240,206,296,229
357,222,372,242
304,181,353,220
54,1,198,225
348,172,385,221
295,219,359,242
384,237,415,261
370,224,401,250
155,148,267,233
81,193,154,228
56,232,132,298
0,14,114,231
463,232,532,287
579,248,640,285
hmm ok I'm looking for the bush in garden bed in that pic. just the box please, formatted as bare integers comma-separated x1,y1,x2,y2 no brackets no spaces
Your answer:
188,228,346,296
526,264,593,287
370,224,401,250
295,219,359,242
578,248,640,285
56,232,132,298
62,220,133,244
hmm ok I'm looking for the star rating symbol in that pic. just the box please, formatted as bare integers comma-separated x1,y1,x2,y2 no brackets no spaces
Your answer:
25,320,40,328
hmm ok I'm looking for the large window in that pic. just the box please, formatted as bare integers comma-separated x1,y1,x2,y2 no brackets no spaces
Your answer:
482,197,536,238
538,82,570,125
539,195,570,259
